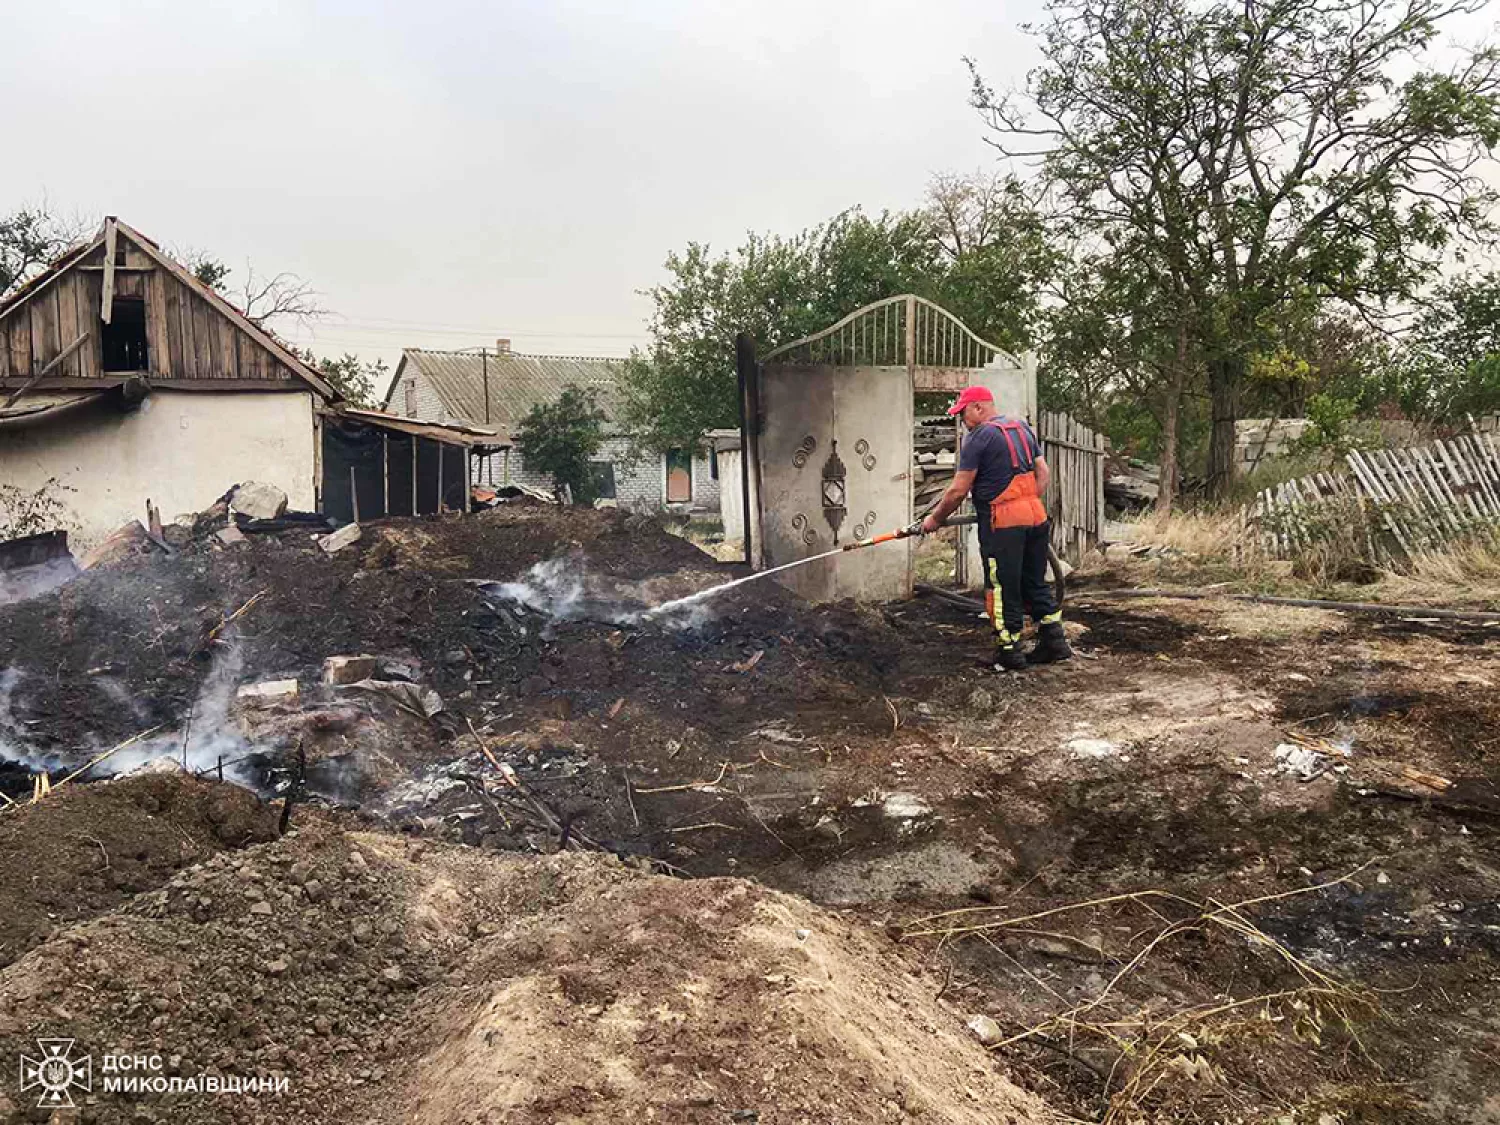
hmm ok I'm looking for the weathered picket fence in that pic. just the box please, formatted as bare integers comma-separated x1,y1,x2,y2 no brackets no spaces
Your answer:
1038,411,1107,562
1252,431,1500,561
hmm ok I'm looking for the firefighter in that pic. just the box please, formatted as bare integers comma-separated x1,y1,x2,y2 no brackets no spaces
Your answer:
921,385,1072,671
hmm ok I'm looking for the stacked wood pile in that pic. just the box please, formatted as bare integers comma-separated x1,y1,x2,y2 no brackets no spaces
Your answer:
912,417,958,511
1251,432,1500,561
910,412,1107,562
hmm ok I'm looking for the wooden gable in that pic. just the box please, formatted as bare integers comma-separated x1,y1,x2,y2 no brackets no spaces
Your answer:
0,218,334,397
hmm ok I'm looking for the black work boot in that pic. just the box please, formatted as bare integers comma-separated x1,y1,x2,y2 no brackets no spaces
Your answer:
994,643,1028,672
1028,621,1073,664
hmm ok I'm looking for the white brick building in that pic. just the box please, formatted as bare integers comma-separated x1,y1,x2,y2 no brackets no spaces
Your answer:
385,344,723,513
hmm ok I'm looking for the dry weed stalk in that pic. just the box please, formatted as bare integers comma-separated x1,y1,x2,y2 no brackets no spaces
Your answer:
904,864,1378,1120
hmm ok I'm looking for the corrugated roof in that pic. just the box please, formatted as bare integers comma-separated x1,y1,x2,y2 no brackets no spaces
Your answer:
393,349,628,430
332,406,510,448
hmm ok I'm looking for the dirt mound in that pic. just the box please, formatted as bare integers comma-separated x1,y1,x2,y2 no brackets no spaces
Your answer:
0,810,1048,1124
0,773,276,969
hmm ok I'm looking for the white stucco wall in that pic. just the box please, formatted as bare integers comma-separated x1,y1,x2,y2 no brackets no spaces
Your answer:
0,390,317,546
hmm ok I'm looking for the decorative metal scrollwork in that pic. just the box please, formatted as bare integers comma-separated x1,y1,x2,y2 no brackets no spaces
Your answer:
851,509,880,541
790,512,817,547
821,442,848,544
791,435,817,469
853,437,877,471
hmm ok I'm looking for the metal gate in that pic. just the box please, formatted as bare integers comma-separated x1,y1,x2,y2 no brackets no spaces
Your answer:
740,295,1037,603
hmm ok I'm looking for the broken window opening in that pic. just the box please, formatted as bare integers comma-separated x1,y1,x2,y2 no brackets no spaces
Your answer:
101,298,149,372
589,461,617,500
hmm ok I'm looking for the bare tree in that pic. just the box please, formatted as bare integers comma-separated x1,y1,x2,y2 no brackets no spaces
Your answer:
238,266,326,329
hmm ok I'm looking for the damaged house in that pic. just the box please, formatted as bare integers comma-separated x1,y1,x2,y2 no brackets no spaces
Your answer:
386,343,724,511
0,218,502,543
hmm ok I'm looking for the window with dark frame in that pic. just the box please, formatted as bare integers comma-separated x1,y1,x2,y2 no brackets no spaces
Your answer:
101,298,148,372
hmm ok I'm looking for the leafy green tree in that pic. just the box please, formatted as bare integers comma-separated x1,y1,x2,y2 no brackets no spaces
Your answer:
623,180,1055,455
971,0,1500,498
0,207,84,298
291,348,386,408
515,387,608,504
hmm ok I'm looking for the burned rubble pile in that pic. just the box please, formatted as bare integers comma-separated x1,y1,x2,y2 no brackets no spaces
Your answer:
0,500,924,859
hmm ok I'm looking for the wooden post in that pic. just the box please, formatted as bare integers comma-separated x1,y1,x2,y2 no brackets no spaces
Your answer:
349,465,360,524
382,432,390,518
412,438,418,516
437,442,445,513
101,219,118,325
735,332,757,568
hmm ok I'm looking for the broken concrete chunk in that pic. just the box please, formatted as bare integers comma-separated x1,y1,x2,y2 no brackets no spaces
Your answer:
319,523,363,554
216,526,246,546
967,1014,1002,1047
230,482,289,521
1066,737,1120,759
323,654,378,686
236,680,299,705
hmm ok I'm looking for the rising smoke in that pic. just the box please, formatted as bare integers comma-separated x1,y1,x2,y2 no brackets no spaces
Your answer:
478,557,716,631
0,641,258,787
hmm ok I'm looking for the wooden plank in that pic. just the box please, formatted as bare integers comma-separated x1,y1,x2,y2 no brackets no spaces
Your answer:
113,272,144,299
101,219,117,324
77,272,101,379
0,333,94,410
0,375,129,390
29,291,57,370
1347,450,1413,559
180,292,201,378
1424,443,1473,526
203,305,224,378
1447,438,1486,516
145,271,170,376
194,297,216,377
1375,449,1428,552
1460,436,1500,515
217,313,236,381
54,273,81,377
163,275,185,377
1413,447,1461,537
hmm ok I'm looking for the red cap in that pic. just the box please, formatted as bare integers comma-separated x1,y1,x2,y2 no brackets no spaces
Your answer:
946,384,994,416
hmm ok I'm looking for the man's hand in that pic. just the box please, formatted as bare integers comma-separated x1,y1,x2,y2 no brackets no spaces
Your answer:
920,513,942,535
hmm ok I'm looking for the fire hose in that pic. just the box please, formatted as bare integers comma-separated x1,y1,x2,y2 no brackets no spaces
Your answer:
841,513,1067,606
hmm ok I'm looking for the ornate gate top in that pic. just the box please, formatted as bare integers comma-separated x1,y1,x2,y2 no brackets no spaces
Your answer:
761,295,1019,391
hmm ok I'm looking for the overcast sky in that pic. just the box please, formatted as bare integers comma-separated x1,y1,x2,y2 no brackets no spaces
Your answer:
4,0,1042,380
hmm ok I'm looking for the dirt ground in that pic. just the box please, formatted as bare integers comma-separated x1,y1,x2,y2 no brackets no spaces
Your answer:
1,505,1498,1123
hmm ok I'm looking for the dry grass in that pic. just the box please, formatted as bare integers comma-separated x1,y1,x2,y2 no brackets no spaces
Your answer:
1116,508,1248,561
1101,505,1500,609
903,866,1379,1124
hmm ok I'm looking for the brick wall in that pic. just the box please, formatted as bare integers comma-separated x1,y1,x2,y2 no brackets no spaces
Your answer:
470,437,721,512
397,364,721,513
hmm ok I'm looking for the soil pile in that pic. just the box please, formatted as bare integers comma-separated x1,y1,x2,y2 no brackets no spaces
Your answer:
0,774,276,968
0,806,1050,1125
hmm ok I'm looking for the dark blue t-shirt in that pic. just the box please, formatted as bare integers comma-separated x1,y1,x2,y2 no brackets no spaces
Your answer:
958,417,1041,509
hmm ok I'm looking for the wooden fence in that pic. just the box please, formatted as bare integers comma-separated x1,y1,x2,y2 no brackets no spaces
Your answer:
1252,432,1500,560
1038,411,1107,562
